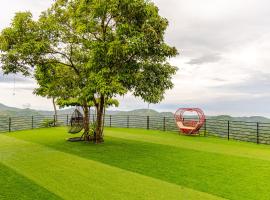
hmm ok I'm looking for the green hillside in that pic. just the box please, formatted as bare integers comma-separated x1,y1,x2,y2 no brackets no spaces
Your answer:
0,103,73,117
0,104,40,117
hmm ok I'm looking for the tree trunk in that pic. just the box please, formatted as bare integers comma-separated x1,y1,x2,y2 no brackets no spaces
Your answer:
95,95,105,143
52,97,58,122
82,101,90,141
101,107,106,137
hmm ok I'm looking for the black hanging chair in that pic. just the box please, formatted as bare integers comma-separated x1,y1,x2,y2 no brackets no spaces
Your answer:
68,108,84,134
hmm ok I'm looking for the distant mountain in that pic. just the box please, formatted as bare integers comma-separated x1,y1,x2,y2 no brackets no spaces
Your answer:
0,103,74,117
107,109,173,117
0,103,16,111
208,115,270,123
0,104,174,118
0,103,270,123
0,103,39,117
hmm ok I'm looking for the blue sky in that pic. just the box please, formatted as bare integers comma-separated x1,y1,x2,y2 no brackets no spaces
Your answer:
1,0,270,117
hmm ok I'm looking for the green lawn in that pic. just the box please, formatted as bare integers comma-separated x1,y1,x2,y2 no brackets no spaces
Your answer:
1,128,270,199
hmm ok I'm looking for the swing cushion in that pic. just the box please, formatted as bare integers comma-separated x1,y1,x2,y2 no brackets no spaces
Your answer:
176,121,194,130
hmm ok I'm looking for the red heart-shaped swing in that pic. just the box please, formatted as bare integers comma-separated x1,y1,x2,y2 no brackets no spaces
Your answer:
174,108,205,135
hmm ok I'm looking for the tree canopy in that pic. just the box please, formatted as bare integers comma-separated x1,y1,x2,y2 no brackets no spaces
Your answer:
0,0,178,143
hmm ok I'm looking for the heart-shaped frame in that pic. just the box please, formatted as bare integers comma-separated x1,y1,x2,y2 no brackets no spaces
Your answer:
174,108,205,135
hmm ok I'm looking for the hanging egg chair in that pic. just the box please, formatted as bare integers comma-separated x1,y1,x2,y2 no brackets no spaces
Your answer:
174,108,205,135
68,108,84,134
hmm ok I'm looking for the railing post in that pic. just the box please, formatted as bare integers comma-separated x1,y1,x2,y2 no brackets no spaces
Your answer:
147,116,149,130
227,121,230,140
127,115,129,128
257,122,259,144
66,114,69,125
8,117,11,132
204,119,207,136
163,116,166,131
32,116,34,129
110,115,112,127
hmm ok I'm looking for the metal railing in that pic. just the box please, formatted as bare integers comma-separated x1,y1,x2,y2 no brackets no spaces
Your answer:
90,115,270,145
0,114,69,133
1,114,270,145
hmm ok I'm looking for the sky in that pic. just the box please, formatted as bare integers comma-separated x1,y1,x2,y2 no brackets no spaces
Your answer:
1,0,270,116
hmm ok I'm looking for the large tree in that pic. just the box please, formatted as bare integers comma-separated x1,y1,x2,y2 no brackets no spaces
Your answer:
0,0,178,143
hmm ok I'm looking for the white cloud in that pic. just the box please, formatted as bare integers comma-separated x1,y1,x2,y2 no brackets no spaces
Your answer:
1,0,270,116
0,0,53,30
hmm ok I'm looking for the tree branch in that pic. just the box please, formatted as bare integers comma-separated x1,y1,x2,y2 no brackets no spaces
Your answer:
46,50,80,75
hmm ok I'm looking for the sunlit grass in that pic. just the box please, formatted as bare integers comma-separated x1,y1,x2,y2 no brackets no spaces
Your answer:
2,127,270,199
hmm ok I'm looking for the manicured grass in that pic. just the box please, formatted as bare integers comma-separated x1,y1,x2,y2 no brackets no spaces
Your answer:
0,162,61,200
2,127,270,199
